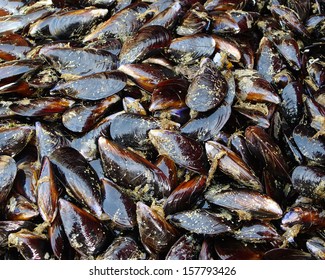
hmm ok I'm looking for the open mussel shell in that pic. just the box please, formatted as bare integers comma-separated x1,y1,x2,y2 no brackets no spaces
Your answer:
58,198,110,257
205,188,283,221
136,201,180,256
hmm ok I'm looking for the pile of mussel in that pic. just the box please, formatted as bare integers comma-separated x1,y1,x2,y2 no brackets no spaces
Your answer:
0,0,324,260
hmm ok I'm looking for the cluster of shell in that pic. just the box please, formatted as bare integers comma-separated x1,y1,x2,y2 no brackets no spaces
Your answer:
0,0,324,260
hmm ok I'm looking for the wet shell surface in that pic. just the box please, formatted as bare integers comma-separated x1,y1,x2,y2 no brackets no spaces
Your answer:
0,0,324,260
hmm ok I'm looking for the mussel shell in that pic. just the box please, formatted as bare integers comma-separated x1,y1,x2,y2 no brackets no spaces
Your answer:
149,129,209,175
270,5,310,39
205,188,283,220
62,95,120,133
118,63,176,92
8,230,50,260
9,97,75,117
119,25,171,65
167,209,234,235
181,104,231,142
136,201,179,255
165,234,201,260
163,175,207,215
5,193,39,221
0,125,34,157
83,2,152,42
149,78,189,112
214,237,264,260
291,166,325,200
50,147,104,219
293,124,325,165
185,58,227,112
256,36,285,83
51,71,127,101
167,34,216,65
234,222,282,244
263,248,313,260
70,112,121,161
97,236,146,260
280,81,303,127
98,137,171,200
281,206,325,231
177,3,209,36
205,141,263,191
49,213,74,260
268,30,302,71
0,33,31,61
35,121,70,161
58,198,109,256
245,125,290,181
101,178,136,230
306,237,325,260
37,157,59,224
144,1,185,30
0,59,42,88
0,155,17,204
109,113,161,151
40,47,118,78
0,221,36,249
